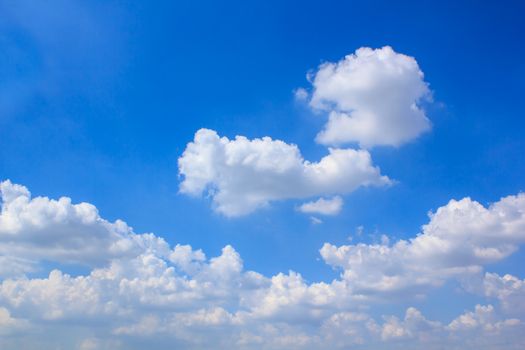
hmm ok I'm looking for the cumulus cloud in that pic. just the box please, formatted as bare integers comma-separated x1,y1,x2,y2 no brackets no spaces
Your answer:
178,129,390,216
483,273,525,314
0,180,169,276
1,181,525,349
380,307,441,341
179,47,434,217
448,304,520,333
307,46,431,148
298,196,343,216
320,193,525,295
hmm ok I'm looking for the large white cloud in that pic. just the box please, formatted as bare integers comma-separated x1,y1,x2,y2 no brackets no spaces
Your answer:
1,181,525,349
0,180,169,276
178,129,390,216
308,46,431,148
320,193,525,295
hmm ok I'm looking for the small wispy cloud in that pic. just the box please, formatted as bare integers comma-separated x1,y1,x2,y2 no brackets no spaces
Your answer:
298,196,343,216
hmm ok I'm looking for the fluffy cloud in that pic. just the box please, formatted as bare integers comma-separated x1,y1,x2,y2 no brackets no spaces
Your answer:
380,307,441,341
307,46,431,147
483,273,525,314
448,304,520,333
178,129,390,216
178,47,434,217
320,193,525,295
1,181,525,349
298,196,343,216
1,254,521,349
0,180,169,276
0,307,26,335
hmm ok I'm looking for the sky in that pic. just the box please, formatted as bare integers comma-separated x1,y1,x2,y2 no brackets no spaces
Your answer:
0,0,524,349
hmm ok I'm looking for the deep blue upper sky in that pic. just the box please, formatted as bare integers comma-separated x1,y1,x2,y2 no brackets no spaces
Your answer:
1,0,524,282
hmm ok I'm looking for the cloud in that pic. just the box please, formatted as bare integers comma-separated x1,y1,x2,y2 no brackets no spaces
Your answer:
320,193,525,295
178,129,390,216
448,304,520,333
380,307,441,341
0,180,169,276
1,181,525,349
0,307,27,335
298,196,343,216
307,46,431,148
483,273,525,314
310,216,323,225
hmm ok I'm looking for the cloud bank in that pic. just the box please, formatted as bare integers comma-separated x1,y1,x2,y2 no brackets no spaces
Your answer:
0,181,524,349
0,180,167,276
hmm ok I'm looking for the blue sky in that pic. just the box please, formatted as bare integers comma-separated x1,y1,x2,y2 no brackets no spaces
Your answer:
0,1,524,349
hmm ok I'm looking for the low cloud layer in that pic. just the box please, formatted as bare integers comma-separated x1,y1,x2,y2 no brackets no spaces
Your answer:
0,181,524,349
178,129,390,217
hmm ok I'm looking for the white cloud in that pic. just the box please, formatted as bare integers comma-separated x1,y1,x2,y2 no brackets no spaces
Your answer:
0,256,35,277
1,181,525,349
308,46,431,148
0,180,169,276
320,193,525,295
448,304,520,333
0,307,26,335
380,307,441,341
321,311,378,346
178,129,390,216
298,196,343,216
483,273,525,314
